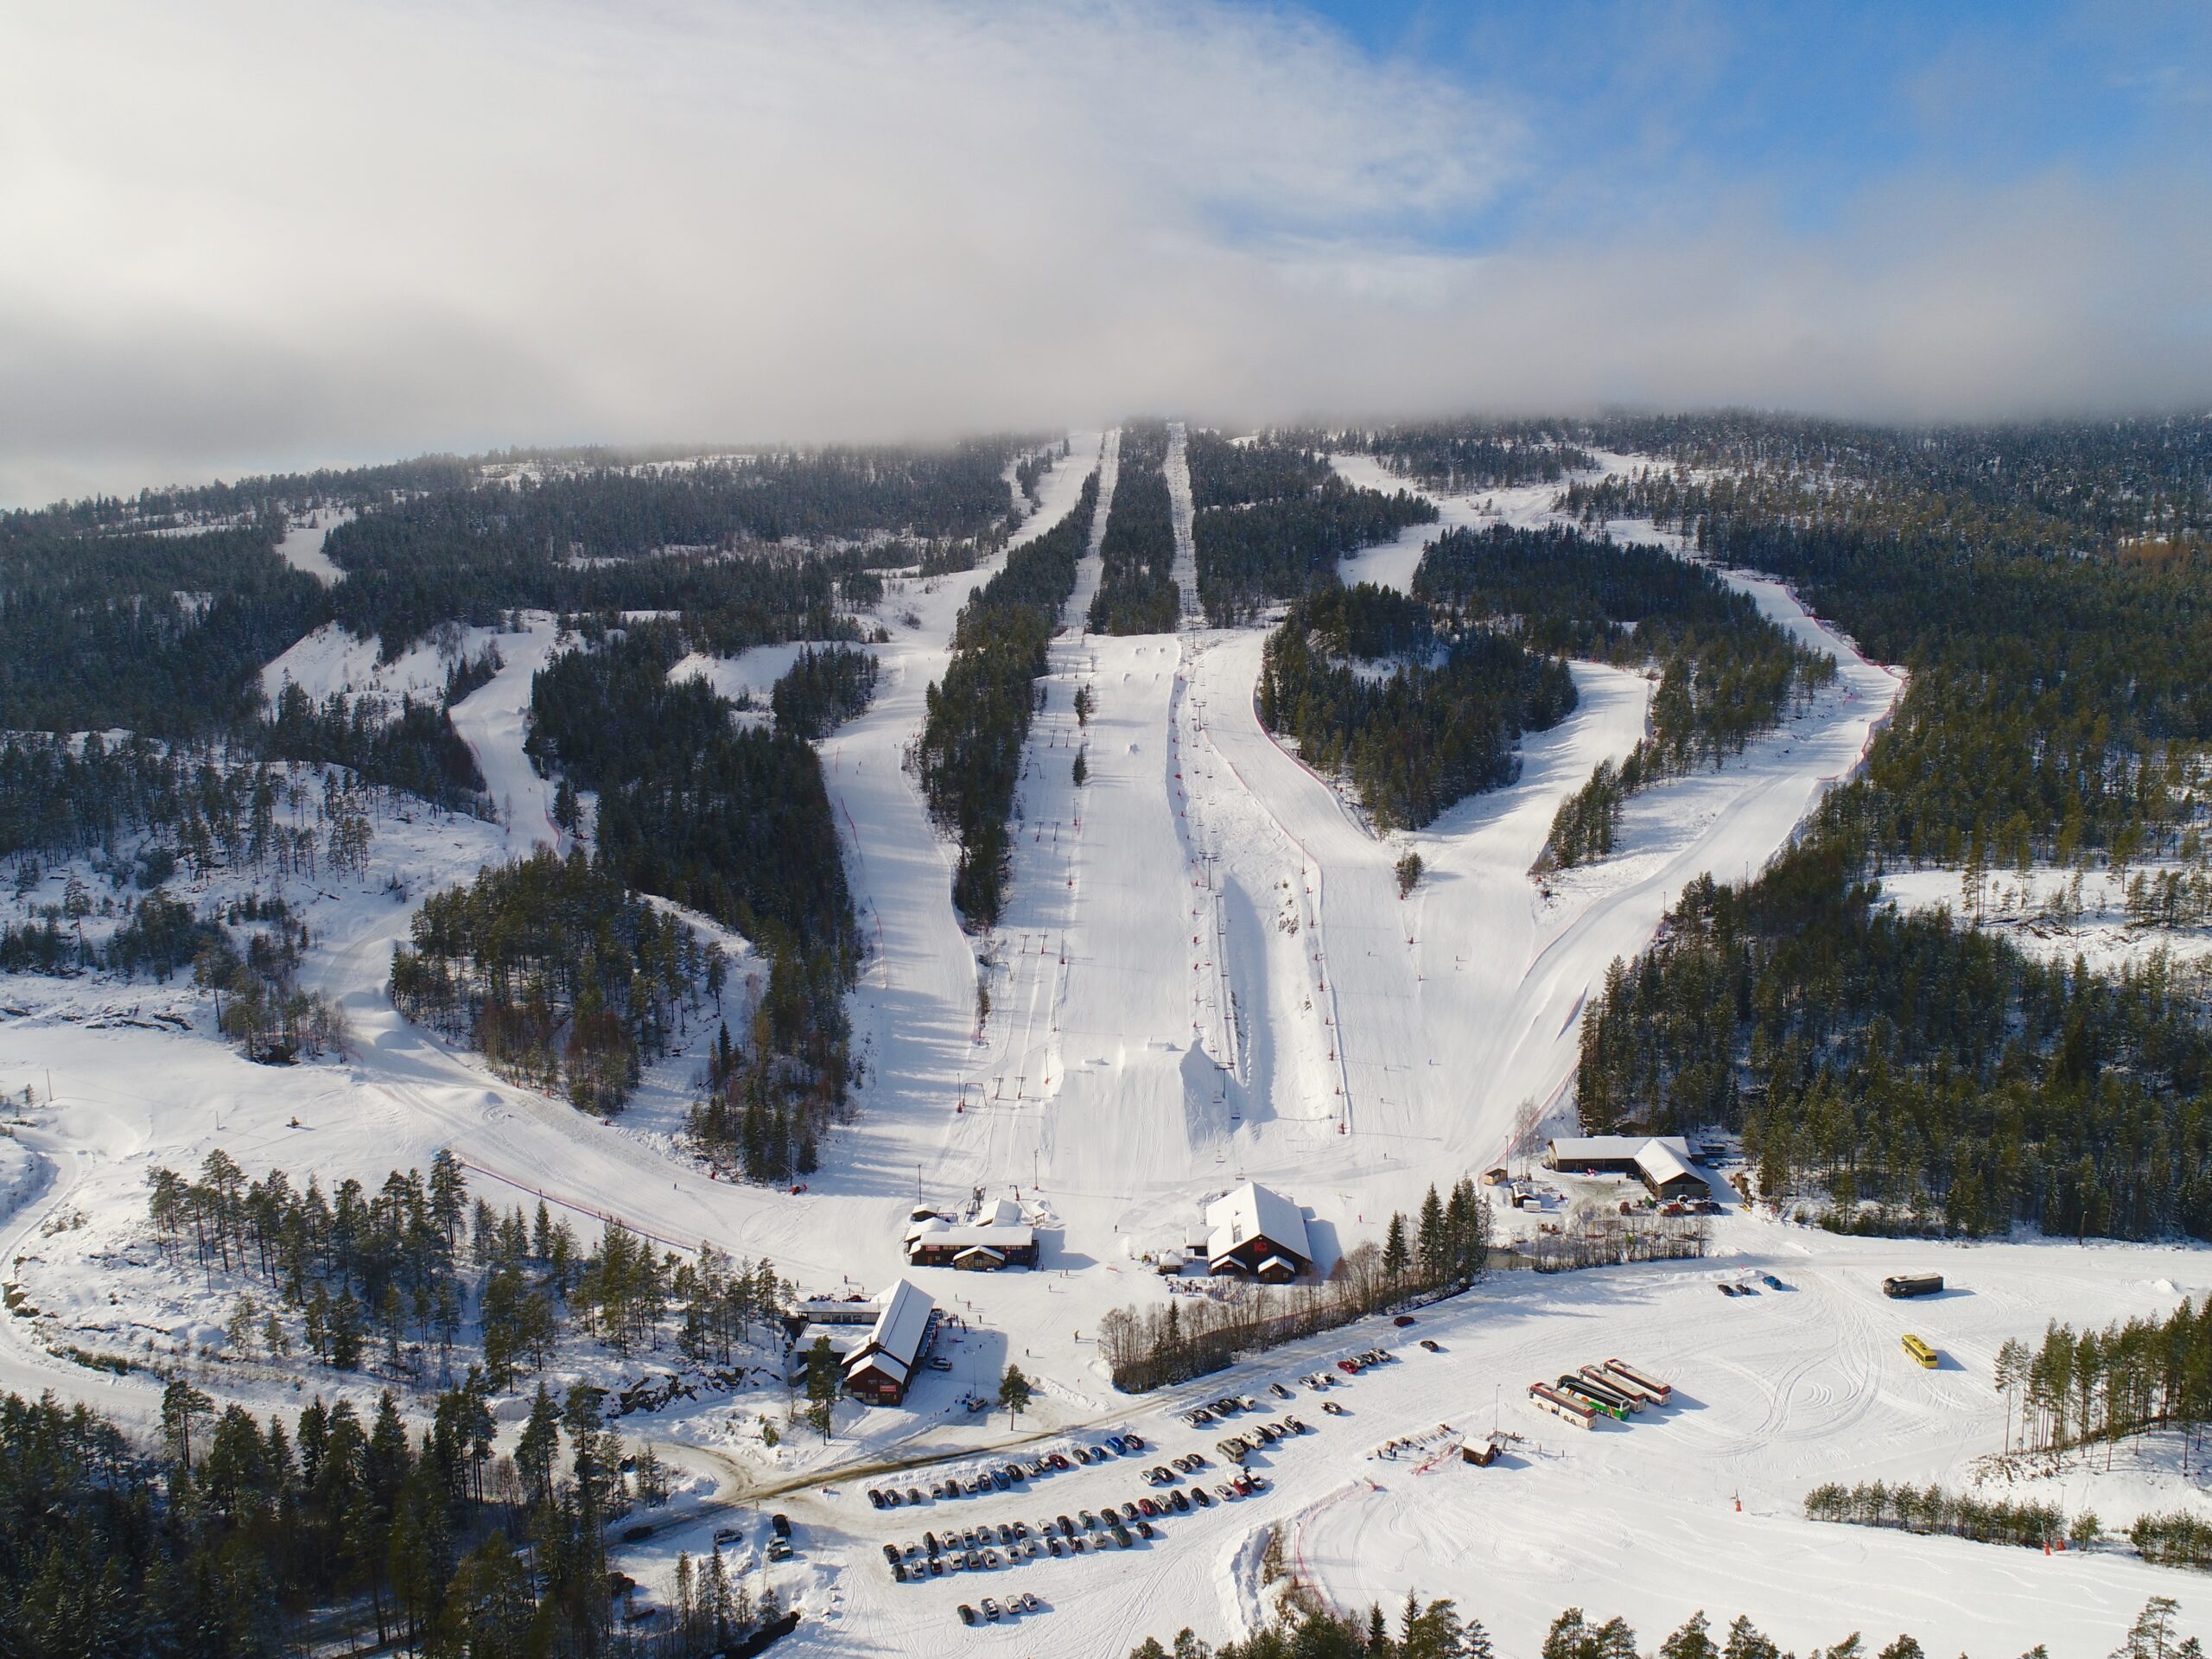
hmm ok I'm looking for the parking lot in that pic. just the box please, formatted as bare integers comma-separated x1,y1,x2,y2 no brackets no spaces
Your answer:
824,1352,1393,1631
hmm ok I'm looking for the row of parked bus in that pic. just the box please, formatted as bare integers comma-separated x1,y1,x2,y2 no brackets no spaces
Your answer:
1527,1357,1673,1429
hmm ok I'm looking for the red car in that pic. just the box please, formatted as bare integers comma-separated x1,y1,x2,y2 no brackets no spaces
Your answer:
1337,1359,1360,1375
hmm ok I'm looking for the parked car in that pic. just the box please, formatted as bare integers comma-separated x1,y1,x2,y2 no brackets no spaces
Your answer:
929,1357,953,1370
1420,1338,1441,1353
1271,1382,1294,1399
769,1513,791,1539
982,1598,1002,1622
958,1605,978,1626
1021,1592,1040,1612
1169,1489,1190,1514
883,1544,901,1565
714,1527,742,1546
1338,1359,1360,1374
1191,1485,1212,1507
1123,1432,1147,1451
1321,1400,1348,1416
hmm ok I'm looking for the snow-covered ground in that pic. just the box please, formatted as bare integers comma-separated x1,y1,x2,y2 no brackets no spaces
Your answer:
261,614,512,710
671,642,851,712
1166,421,1203,629
275,506,352,583
707,1221,2209,1658
8,435,2208,1654
1881,861,2212,982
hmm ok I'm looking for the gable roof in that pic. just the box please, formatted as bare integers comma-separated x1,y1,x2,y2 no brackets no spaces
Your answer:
1204,1181,1311,1265
1549,1135,1692,1165
856,1277,935,1370
1634,1140,1707,1191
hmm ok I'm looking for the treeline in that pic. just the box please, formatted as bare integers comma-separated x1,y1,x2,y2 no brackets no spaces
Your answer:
1564,414,2212,1241
0,730,459,888
196,892,350,1063
915,472,1098,927
265,680,493,817
392,849,720,1113
1128,1599,2009,1659
1090,422,1180,634
1259,584,1574,831
1803,1480,2084,1551
0,1371,784,1659
1557,439,2212,870
0,517,327,736
1412,522,1833,868
770,643,879,740
1099,1179,1488,1392
145,1147,791,1382
1563,411,2210,545
1577,821,2212,1238
1351,418,1598,490
325,444,1020,656
521,621,854,1173
1193,474,1436,625
2,887,218,982
1183,429,1330,509
1989,1300,2212,1457
526,621,854,952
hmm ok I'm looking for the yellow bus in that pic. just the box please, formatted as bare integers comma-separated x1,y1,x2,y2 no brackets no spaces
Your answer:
1901,1334,1939,1370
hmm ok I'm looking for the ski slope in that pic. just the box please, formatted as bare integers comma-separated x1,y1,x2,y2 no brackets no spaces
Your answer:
19,435,2209,1657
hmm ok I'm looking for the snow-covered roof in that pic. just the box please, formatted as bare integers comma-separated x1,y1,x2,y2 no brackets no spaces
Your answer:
793,1322,861,1355
1548,1135,1692,1166
1634,1141,1707,1191
1205,1181,1311,1265
903,1216,951,1243
793,1296,879,1322
911,1224,1034,1251
976,1198,1023,1228
953,1245,1007,1266
846,1349,910,1387
859,1277,935,1369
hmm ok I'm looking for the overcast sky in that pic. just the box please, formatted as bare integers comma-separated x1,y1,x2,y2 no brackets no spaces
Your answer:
3,0,2209,505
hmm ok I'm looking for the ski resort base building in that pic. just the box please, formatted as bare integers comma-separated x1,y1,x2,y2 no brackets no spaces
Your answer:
1544,1135,1712,1202
1202,1181,1313,1282
902,1197,1039,1270
825,1279,939,1406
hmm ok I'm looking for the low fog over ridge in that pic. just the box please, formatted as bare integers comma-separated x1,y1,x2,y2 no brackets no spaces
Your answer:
3,0,2209,504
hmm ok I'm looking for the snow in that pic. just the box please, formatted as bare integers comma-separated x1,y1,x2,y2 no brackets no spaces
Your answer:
259,616,509,709
10,432,2204,1656
1881,862,2212,982
0,1132,42,1227
445,611,569,852
670,641,851,709
275,507,351,583
1166,421,1204,629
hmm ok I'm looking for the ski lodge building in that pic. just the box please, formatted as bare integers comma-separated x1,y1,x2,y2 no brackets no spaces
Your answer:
839,1279,939,1406
1204,1181,1313,1281
1544,1135,1711,1202
903,1198,1039,1271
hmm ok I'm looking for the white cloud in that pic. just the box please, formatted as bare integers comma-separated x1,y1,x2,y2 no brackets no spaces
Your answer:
0,0,2206,504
